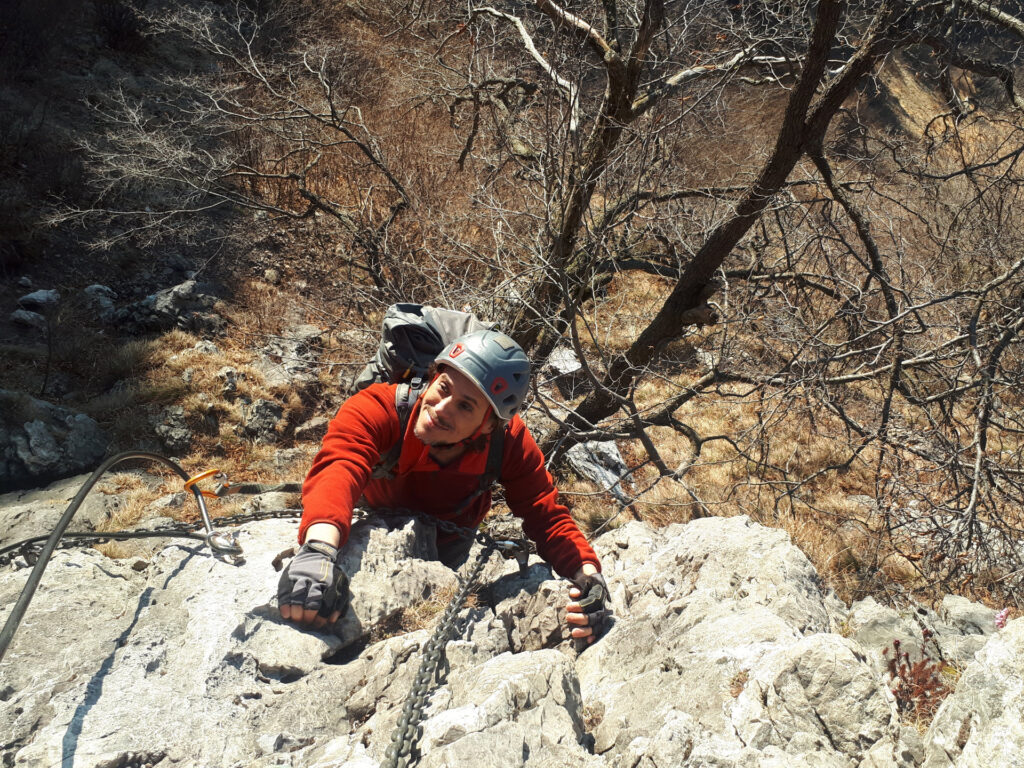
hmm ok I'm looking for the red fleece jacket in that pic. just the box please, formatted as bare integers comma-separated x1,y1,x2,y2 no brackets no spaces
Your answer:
300,383,600,579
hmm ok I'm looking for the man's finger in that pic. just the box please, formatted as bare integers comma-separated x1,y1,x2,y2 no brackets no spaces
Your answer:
566,612,590,626
301,607,320,625
280,603,295,621
571,626,594,639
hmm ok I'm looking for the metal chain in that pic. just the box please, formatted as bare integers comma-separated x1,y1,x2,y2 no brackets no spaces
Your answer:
0,509,305,568
382,541,496,768
0,506,533,568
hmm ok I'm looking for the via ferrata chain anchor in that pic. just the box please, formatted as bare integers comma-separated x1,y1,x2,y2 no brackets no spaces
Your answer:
184,469,243,561
493,539,531,576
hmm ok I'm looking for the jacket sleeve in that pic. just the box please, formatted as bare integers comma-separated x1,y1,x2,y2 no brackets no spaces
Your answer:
500,419,601,579
299,385,400,547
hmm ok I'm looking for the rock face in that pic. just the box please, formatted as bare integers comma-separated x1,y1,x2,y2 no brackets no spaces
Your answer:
0,391,108,491
566,441,631,505
254,324,324,389
114,279,226,335
0,513,1020,768
0,473,124,548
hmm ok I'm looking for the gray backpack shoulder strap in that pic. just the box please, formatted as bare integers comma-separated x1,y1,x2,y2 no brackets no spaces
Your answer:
370,380,423,480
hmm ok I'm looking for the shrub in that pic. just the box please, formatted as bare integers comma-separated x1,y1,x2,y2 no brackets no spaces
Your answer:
882,633,955,725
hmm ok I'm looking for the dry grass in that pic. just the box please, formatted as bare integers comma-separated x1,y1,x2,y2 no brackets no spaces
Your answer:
562,478,635,537
367,585,479,643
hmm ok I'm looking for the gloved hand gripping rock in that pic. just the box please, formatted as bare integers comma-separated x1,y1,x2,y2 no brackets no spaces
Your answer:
574,572,613,640
277,541,350,619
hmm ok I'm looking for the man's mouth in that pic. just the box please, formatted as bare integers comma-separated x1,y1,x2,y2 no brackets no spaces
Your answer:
425,408,451,432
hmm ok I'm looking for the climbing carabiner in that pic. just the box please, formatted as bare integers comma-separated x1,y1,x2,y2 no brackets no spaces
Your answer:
183,468,223,499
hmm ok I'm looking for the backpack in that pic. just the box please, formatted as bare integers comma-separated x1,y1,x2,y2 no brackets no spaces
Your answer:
351,303,496,392
357,303,506,515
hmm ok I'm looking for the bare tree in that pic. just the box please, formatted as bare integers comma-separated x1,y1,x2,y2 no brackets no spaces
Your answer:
66,0,1024,599
57,0,421,299
427,0,1024,597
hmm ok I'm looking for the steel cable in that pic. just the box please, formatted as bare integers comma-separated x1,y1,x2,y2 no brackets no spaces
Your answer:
0,451,208,663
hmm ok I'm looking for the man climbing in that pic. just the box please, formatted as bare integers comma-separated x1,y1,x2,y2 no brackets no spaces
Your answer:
278,329,611,645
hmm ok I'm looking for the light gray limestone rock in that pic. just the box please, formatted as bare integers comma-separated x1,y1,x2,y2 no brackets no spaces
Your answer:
542,345,587,398
732,634,903,765
2,509,1017,768
939,596,997,637
0,392,108,490
1,517,440,767
566,441,631,505
923,618,1024,768
574,517,866,767
333,517,460,649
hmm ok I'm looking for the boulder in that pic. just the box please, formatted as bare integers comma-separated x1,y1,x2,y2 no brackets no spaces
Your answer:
0,391,108,491
543,346,588,398
939,596,998,636
153,405,192,455
82,284,117,321
239,398,284,444
566,441,631,505
9,309,46,330
17,289,60,310
113,279,226,335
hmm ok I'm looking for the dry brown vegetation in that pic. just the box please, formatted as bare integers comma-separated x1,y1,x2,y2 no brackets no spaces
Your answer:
4,0,1024,615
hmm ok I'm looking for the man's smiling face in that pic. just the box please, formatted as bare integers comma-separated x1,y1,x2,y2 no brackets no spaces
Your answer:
413,366,494,446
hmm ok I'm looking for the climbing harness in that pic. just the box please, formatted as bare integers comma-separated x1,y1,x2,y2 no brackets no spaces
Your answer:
0,452,535,768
